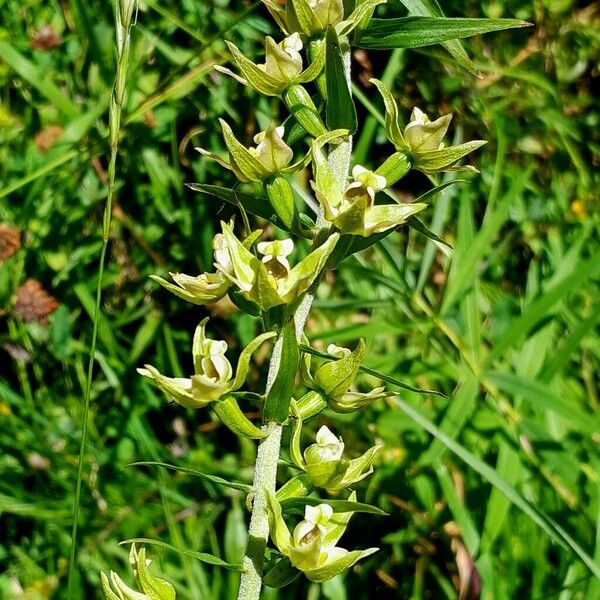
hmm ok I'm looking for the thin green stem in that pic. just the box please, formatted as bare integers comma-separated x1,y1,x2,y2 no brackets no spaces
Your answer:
67,3,135,598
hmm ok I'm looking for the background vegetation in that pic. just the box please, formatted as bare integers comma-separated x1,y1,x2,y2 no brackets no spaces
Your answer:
0,0,598,598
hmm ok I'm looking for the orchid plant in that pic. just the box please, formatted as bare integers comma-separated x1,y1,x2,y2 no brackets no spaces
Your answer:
100,1,528,598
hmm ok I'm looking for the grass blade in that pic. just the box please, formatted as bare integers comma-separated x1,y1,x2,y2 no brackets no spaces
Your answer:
391,395,600,579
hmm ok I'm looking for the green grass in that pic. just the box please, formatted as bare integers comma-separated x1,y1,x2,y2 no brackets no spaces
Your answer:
0,0,599,599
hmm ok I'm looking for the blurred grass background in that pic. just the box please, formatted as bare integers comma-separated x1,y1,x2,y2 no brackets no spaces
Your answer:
0,0,599,598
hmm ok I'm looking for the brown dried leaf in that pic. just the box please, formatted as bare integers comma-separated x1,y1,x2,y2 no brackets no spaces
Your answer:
31,25,62,51
34,125,64,153
13,279,59,324
0,224,21,261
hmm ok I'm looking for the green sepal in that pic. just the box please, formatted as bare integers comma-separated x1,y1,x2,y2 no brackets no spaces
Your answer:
303,548,379,582
265,175,298,232
375,151,411,186
263,557,301,588
225,41,284,96
283,84,327,138
263,322,300,423
228,289,261,316
336,0,387,36
414,140,487,173
133,546,176,600
305,459,349,491
275,473,314,502
213,395,265,439
314,338,366,397
219,119,269,182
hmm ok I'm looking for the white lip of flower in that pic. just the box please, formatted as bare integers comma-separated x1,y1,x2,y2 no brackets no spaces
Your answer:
352,165,387,191
342,165,387,205
252,125,286,148
212,233,232,272
257,238,294,279
305,426,345,463
198,338,232,383
408,107,429,127
327,344,352,358
289,504,335,569
282,32,303,58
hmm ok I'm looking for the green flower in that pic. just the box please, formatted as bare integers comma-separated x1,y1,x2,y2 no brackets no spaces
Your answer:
372,78,486,174
290,422,382,492
311,139,427,236
304,341,392,413
266,491,378,582
139,318,274,408
198,121,301,183
218,221,339,310
101,544,175,600
138,318,275,438
150,233,232,305
216,33,325,97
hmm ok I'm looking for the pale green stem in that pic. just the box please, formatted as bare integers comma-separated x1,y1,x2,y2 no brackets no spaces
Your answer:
67,3,134,598
236,334,284,600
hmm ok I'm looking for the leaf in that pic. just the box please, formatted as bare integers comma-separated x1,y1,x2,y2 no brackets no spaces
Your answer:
390,396,600,580
280,497,388,516
126,461,253,493
407,217,452,249
120,538,243,571
186,184,291,232
263,557,301,588
358,17,530,50
395,0,477,73
483,371,600,434
263,322,300,424
485,251,600,364
325,27,357,134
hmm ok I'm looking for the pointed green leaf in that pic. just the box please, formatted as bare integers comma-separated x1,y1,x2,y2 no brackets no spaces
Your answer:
264,323,300,424
325,27,357,134
127,461,253,493
186,184,291,232
280,497,387,516
120,539,243,571
358,17,531,50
